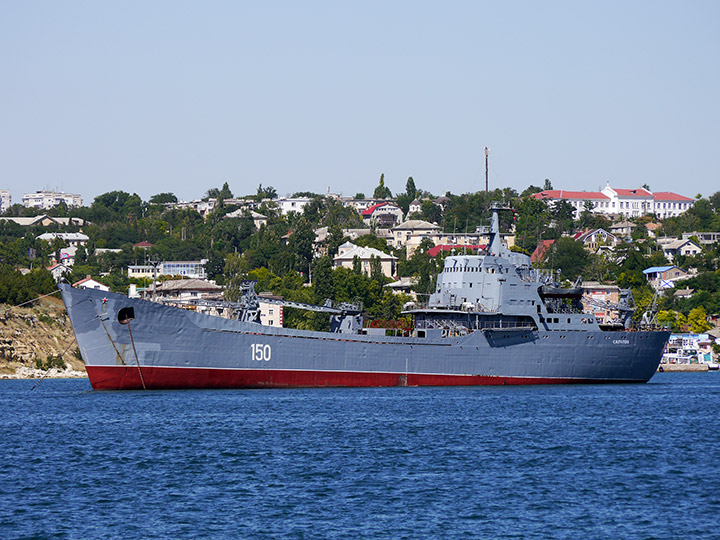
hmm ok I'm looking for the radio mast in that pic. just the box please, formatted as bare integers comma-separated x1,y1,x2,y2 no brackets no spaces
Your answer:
484,146,489,192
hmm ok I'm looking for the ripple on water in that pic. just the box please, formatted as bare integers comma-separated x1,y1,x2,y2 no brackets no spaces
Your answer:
0,375,718,539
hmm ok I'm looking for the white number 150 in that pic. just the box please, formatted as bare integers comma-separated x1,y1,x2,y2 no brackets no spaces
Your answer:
251,343,271,362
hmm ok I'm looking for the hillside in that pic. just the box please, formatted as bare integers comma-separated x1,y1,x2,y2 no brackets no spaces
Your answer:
0,295,86,379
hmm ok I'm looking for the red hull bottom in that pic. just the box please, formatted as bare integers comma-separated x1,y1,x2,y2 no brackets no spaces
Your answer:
86,365,642,390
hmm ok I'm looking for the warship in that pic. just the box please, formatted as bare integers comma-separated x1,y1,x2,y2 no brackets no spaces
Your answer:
59,206,669,390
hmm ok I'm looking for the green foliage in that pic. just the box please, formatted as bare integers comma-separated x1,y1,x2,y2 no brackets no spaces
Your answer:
0,266,56,306
256,184,277,200
688,306,711,333
36,354,66,370
541,237,589,281
149,193,178,205
373,174,392,199
354,234,391,254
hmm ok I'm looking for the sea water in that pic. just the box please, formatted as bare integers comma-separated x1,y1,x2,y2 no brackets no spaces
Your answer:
1,374,718,540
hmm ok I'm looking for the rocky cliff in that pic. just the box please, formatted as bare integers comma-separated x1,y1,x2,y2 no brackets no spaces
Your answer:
0,295,86,379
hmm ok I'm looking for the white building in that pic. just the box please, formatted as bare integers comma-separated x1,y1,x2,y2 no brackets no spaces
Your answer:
73,275,110,292
22,190,82,209
274,197,312,215
361,202,404,226
128,260,208,280
37,232,89,247
333,242,397,278
530,183,693,219
0,190,11,213
661,239,702,261
47,263,71,282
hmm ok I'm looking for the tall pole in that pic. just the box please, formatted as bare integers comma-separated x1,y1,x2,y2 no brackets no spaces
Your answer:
484,146,489,192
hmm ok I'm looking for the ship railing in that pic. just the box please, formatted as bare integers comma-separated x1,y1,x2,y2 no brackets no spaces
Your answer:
481,321,536,330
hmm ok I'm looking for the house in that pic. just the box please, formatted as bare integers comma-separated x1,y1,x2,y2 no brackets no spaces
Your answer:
257,293,284,328
609,221,636,238
224,209,268,229
47,263,71,282
390,220,442,251
0,214,61,227
581,282,621,324
643,266,689,290
646,222,662,238
661,239,702,261
333,242,397,278
574,228,618,251
37,232,89,247
408,199,423,215
73,275,110,292
59,245,77,266
128,265,155,279
674,288,695,299
133,241,153,249
361,202,404,226
681,231,720,246
433,196,450,211
274,197,312,215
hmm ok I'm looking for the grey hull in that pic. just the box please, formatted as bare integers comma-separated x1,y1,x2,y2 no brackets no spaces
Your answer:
59,284,669,390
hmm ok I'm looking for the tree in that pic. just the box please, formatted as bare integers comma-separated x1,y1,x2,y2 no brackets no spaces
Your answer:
149,193,178,205
354,234,391,254
256,184,277,200
369,255,384,282
688,306,711,333
421,200,442,224
551,200,576,235
223,253,244,301
405,177,417,201
287,217,315,277
543,179,553,191
373,174,392,199
219,182,233,200
354,193,365,200
312,256,335,304
544,237,589,281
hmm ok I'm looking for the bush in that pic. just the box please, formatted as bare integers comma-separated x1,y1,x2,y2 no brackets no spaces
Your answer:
35,354,66,370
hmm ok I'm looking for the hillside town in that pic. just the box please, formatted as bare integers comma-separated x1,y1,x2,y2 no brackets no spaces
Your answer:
1,178,719,367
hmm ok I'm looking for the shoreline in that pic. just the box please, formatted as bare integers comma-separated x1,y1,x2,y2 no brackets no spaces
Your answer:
0,365,88,380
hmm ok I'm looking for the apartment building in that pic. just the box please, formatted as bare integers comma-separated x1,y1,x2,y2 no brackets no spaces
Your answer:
22,190,82,209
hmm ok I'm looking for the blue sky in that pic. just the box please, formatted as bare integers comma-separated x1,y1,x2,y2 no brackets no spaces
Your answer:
1,1,718,204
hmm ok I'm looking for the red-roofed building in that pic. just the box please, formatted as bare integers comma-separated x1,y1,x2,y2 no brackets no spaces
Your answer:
73,275,110,292
652,192,695,219
529,183,693,219
47,263,71,282
531,240,555,263
426,244,486,257
134,241,153,249
361,202,403,226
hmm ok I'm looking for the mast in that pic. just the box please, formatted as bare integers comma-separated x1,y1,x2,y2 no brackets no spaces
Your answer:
484,146,489,192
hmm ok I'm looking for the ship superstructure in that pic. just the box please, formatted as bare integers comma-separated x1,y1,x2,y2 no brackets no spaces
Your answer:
59,206,669,390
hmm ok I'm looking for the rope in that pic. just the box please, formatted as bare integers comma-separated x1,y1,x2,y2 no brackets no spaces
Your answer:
126,321,146,390
1,289,61,316
30,335,78,391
